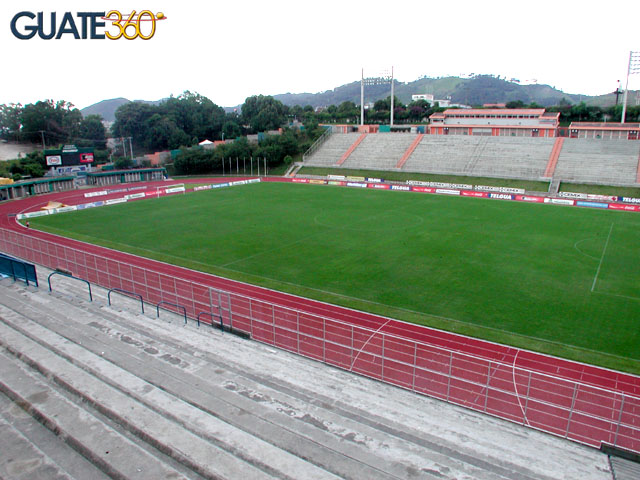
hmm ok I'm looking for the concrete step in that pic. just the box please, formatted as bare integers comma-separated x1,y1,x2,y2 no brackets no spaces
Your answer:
0,391,111,480
0,304,331,480
0,280,442,479
610,455,640,480
0,272,616,480
0,350,193,480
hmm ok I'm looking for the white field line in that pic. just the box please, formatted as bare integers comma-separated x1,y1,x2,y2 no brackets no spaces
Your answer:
591,223,614,293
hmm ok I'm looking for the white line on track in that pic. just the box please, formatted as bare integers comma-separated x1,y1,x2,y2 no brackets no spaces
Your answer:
512,349,530,426
349,319,391,372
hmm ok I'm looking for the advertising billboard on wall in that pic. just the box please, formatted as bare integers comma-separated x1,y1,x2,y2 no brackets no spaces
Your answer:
44,145,94,167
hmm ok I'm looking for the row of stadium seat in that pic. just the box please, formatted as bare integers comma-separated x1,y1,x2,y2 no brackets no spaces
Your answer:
304,134,640,185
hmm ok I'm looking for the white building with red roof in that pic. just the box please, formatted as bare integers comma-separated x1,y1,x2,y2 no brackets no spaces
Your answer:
428,108,560,137
568,122,640,140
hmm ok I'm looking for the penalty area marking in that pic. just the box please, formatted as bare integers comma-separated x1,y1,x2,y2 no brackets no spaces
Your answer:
591,223,614,293
573,238,600,261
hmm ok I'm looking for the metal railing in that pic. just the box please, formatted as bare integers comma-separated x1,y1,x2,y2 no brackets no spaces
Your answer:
0,252,38,287
48,270,92,302
1,226,638,455
157,300,187,324
302,127,332,162
108,288,145,314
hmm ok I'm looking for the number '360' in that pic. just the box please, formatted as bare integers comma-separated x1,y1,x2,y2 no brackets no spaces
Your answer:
105,10,159,40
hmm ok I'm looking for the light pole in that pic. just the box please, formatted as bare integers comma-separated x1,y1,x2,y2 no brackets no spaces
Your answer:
390,66,394,127
360,67,394,127
621,51,640,123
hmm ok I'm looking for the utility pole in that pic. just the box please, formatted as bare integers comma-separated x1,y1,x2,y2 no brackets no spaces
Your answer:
39,130,45,150
613,81,624,105
128,137,134,160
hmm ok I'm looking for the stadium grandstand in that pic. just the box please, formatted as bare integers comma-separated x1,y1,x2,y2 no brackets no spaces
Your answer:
303,108,640,187
3,104,640,478
1,267,635,480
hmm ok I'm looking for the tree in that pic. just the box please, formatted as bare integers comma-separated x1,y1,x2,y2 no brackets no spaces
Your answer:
77,114,107,149
112,101,155,146
23,162,44,178
222,121,242,140
242,95,286,132
337,101,359,122
20,99,82,145
143,114,190,151
173,147,217,175
506,100,525,109
17,151,46,178
255,129,300,166
114,156,133,169
0,103,22,140
111,92,226,153
407,99,431,122
163,91,226,141
290,105,304,121
373,98,389,112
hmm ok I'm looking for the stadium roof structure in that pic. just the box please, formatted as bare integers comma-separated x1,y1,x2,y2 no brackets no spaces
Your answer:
430,108,560,119
569,122,640,130
428,108,560,137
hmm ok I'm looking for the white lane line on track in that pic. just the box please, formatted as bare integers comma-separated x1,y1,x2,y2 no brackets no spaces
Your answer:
512,349,530,427
349,319,391,373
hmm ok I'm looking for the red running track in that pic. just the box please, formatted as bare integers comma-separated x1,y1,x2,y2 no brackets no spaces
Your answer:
3,177,640,452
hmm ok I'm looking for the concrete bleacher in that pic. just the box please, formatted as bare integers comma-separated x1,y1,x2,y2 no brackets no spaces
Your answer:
303,132,362,167
0,269,616,480
402,136,555,180
553,138,640,185
304,133,557,180
340,134,416,170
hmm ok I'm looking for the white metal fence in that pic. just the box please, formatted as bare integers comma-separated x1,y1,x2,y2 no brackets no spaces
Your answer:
1,227,638,454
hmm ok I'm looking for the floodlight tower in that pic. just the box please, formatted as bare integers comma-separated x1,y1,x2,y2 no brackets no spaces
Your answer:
360,67,394,126
390,66,395,127
361,69,365,125
621,51,640,123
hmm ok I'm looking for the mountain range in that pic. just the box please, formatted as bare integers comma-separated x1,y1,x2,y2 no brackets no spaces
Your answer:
81,75,630,122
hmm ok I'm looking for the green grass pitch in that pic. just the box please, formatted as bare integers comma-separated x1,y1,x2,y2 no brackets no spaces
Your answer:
30,182,640,373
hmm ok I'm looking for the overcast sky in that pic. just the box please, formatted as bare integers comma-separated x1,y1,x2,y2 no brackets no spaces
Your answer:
1,0,639,110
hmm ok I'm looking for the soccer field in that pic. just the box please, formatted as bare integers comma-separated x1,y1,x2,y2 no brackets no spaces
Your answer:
30,182,640,373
